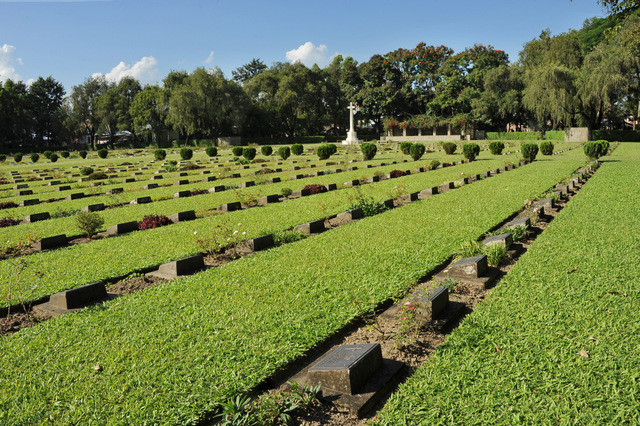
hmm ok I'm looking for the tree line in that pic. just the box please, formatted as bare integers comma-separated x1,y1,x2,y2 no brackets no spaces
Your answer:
0,5,638,150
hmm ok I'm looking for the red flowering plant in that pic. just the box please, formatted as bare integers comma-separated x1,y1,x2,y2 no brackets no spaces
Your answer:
138,215,172,230
394,299,422,349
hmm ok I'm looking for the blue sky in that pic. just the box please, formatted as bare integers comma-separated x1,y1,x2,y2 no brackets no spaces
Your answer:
0,0,606,92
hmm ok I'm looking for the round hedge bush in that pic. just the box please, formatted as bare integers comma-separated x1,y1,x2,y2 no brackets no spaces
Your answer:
180,147,193,160
442,142,457,155
61,151,70,158
13,152,23,163
278,146,291,160
489,141,505,155
243,147,257,161
49,153,59,163
317,144,337,160
205,146,218,157
400,142,413,155
540,141,554,156
261,145,273,156
43,150,53,159
154,149,167,161
30,153,40,163
79,150,88,159
361,142,377,161
462,143,480,161
291,143,304,156
231,146,244,157
97,149,108,159
410,143,426,161
583,140,606,160
521,143,539,162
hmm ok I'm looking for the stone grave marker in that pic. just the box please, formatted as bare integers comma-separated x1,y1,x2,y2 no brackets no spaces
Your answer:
66,192,85,200
143,183,158,190
174,180,189,186
483,233,513,248
240,181,255,188
33,234,68,251
18,190,33,196
438,182,455,193
418,187,438,199
291,188,311,198
248,234,274,252
257,194,280,206
173,191,191,198
408,287,449,321
19,199,40,207
22,212,50,223
336,208,364,223
152,175,163,180
506,217,530,229
107,188,123,194
82,204,105,212
217,202,242,212
34,281,109,315
209,185,226,193
294,219,325,235
106,221,139,235
151,254,205,279
14,184,28,189
130,196,151,205
57,185,71,191
327,183,338,191
168,210,196,223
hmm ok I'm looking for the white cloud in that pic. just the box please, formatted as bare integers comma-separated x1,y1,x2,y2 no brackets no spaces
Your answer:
286,41,334,68
204,50,215,64
92,56,160,86
0,44,22,82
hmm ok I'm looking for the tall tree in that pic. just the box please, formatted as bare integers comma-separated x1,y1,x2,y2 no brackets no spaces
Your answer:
28,76,65,145
0,79,31,147
68,76,110,149
129,85,167,145
232,58,267,84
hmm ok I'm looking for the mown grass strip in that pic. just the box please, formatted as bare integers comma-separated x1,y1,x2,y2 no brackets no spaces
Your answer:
0,153,526,307
0,152,587,424
375,143,640,425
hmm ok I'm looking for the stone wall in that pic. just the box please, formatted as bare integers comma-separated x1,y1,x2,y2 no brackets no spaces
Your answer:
565,127,591,142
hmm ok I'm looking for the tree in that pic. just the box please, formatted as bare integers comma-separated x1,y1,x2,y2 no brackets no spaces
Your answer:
0,79,31,147
28,76,65,145
68,76,110,149
232,58,267,84
130,85,167,145
357,54,397,133
472,65,529,130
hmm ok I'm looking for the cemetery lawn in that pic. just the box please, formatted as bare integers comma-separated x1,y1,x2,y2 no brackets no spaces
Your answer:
0,153,523,307
0,150,587,424
375,142,640,424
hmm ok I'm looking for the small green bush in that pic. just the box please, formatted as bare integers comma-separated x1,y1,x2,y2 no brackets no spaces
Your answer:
80,167,94,176
43,150,53,159
154,149,167,161
521,143,539,162
429,159,440,170
76,211,104,238
540,141,554,155
278,146,291,160
280,187,293,197
291,143,304,155
361,142,377,161
49,153,59,163
488,141,505,155
442,142,457,155
97,149,108,159
205,146,218,157
261,145,273,156
243,147,257,161
317,144,337,160
231,146,244,157
87,171,108,180
179,147,193,160
583,141,606,160
30,153,40,163
79,150,88,159
400,142,413,155
13,152,23,163
462,143,480,161
410,143,426,161
61,151,70,158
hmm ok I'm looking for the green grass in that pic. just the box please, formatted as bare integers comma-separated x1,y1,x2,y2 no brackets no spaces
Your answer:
0,151,587,424
0,153,525,307
375,143,640,424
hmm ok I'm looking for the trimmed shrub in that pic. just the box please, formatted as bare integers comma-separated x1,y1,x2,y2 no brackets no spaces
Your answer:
61,151,70,158
462,143,480,161
442,142,457,155
291,143,304,155
583,140,607,160
361,142,377,160
521,143,539,161
0,155,5,162
488,141,505,155
138,214,172,230
410,143,426,161
280,187,293,197
543,130,565,141
180,147,193,160
97,149,108,159
231,146,244,157
243,147,257,161
540,141,554,156
400,142,413,155
261,145,273,156
182,162,201,170
205,146,218,157
303,184,328,194
13,152,23,163
80,167,94,176
79,150,88,159
75,211,104,237
154,149,167,161
43,150,53,159
317,144,337,160
30,153,40,163
486,131,542,140
429,159,441,170
87,171,108,180
278,146,291,160
49,153,59,163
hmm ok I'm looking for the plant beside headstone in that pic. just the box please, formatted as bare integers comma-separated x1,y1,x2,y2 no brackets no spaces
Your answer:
193,218,246,258
0,217,20,228
278,146,291,160
291,143,304,155
442,142,457,155
138,215,172,230
231,146,244,157
97,149,108,159
540,141,554,155
30,153,40,163
489,141,505,155
410,143,426,161
243,147,257,161
583,140,608,160
361,142,377,160
260,145,272,156
521,143,539,161
316,144,337,160
154,149,167,161
462,143,480,161
61,151,70,158
13,152,23,163
429,159,441,170
348,186,387,216
49,153,59,163
80,167,94,176
75,211,104,238
179,147,193,160
205,146,218,157
400,142,413,155
79,150,88,159
303,184,327,194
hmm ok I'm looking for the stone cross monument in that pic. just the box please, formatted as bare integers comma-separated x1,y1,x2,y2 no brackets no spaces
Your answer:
342,102,362,145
